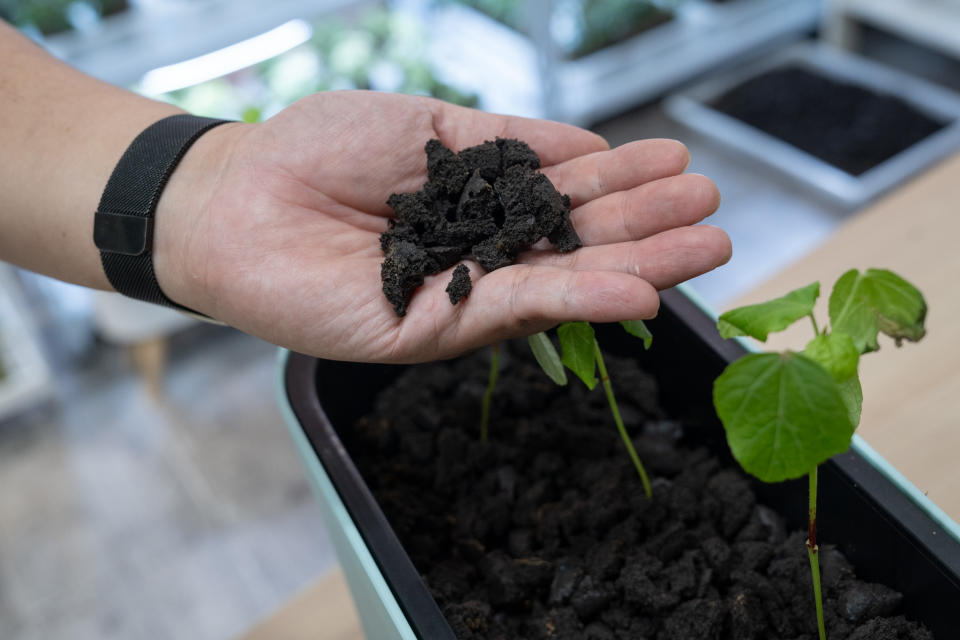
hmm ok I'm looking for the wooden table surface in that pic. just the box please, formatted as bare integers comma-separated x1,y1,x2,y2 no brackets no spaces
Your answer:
238,568,363,640
728,152,960,522
239,154,960,640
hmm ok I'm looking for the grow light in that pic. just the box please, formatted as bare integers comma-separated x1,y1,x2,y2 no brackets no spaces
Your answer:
138,19,313,96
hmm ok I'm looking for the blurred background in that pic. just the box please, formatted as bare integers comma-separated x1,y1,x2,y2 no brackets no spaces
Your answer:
1,0,959,638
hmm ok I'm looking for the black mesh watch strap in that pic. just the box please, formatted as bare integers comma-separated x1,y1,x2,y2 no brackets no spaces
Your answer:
94,114,231,317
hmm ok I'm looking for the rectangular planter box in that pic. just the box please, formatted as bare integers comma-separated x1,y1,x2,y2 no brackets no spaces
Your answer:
279,286,960,639
664,42,960,208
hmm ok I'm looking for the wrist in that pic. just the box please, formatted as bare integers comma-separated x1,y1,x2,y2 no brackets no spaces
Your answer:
152,120,251,318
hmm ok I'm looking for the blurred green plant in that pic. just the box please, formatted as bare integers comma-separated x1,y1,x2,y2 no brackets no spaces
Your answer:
447,0,527,33
1,0,127,35
558,0,675,58
446,0,677,59
154,9,477,122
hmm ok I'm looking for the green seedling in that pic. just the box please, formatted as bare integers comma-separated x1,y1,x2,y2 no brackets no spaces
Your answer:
478,320,651,450
529,320,654,497
713,268,927,640
477,334,571,441
479,342,501,442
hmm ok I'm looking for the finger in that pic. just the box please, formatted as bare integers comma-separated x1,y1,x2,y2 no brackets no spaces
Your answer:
571,173,721,246
447,265,661,350
520,225,732,290
541,139,690,208
426,99,610,167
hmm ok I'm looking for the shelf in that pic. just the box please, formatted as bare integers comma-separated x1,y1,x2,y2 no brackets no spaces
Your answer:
427,0,820,125
825,0,960,61
41,0,372,86
550,0,821,125
0,266,53,422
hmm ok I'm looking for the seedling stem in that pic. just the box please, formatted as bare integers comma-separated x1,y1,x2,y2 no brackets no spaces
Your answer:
807,467,826,640
480,343,500,442
594,341,652,498
809,312,820,336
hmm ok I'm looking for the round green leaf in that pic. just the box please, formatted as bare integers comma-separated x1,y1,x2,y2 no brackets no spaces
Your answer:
713,352,855,483
528,332,567,386
829,268,927,353
717,282,820,341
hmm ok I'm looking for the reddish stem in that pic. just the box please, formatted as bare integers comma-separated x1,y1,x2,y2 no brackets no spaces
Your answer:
808,514,818,551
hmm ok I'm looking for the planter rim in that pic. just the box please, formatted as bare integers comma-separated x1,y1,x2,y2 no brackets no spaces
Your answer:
275,347,419,638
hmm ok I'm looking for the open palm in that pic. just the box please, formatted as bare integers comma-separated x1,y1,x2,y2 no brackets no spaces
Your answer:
156,91,729,362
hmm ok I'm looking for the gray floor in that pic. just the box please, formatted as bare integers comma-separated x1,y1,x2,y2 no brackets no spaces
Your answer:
0,325,335,640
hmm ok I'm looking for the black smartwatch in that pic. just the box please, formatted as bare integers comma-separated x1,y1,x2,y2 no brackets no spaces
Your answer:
93,114,231,319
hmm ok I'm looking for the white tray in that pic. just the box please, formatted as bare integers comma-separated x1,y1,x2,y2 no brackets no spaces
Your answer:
664,42,960,208
549,0,821,125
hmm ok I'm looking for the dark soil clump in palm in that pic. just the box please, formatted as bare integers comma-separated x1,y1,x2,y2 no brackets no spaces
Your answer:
380,138,580,316
446,264,473,304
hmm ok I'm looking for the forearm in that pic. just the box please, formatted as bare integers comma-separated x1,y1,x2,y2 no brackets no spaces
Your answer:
0,20,184,289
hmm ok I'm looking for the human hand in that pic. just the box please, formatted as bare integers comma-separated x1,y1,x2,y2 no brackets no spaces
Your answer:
154,91,730,363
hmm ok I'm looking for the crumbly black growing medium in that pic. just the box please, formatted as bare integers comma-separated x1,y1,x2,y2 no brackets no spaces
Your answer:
380,138,581,316
446,264,473,305
348,343,934,640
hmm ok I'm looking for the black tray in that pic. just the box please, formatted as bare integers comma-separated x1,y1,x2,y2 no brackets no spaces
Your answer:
284,287,960,639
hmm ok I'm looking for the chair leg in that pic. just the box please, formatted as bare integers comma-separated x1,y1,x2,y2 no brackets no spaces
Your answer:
130,337,168,401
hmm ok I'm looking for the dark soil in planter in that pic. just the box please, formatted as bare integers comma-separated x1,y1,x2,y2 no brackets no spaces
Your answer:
344,342,934,639
711,66,947,176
